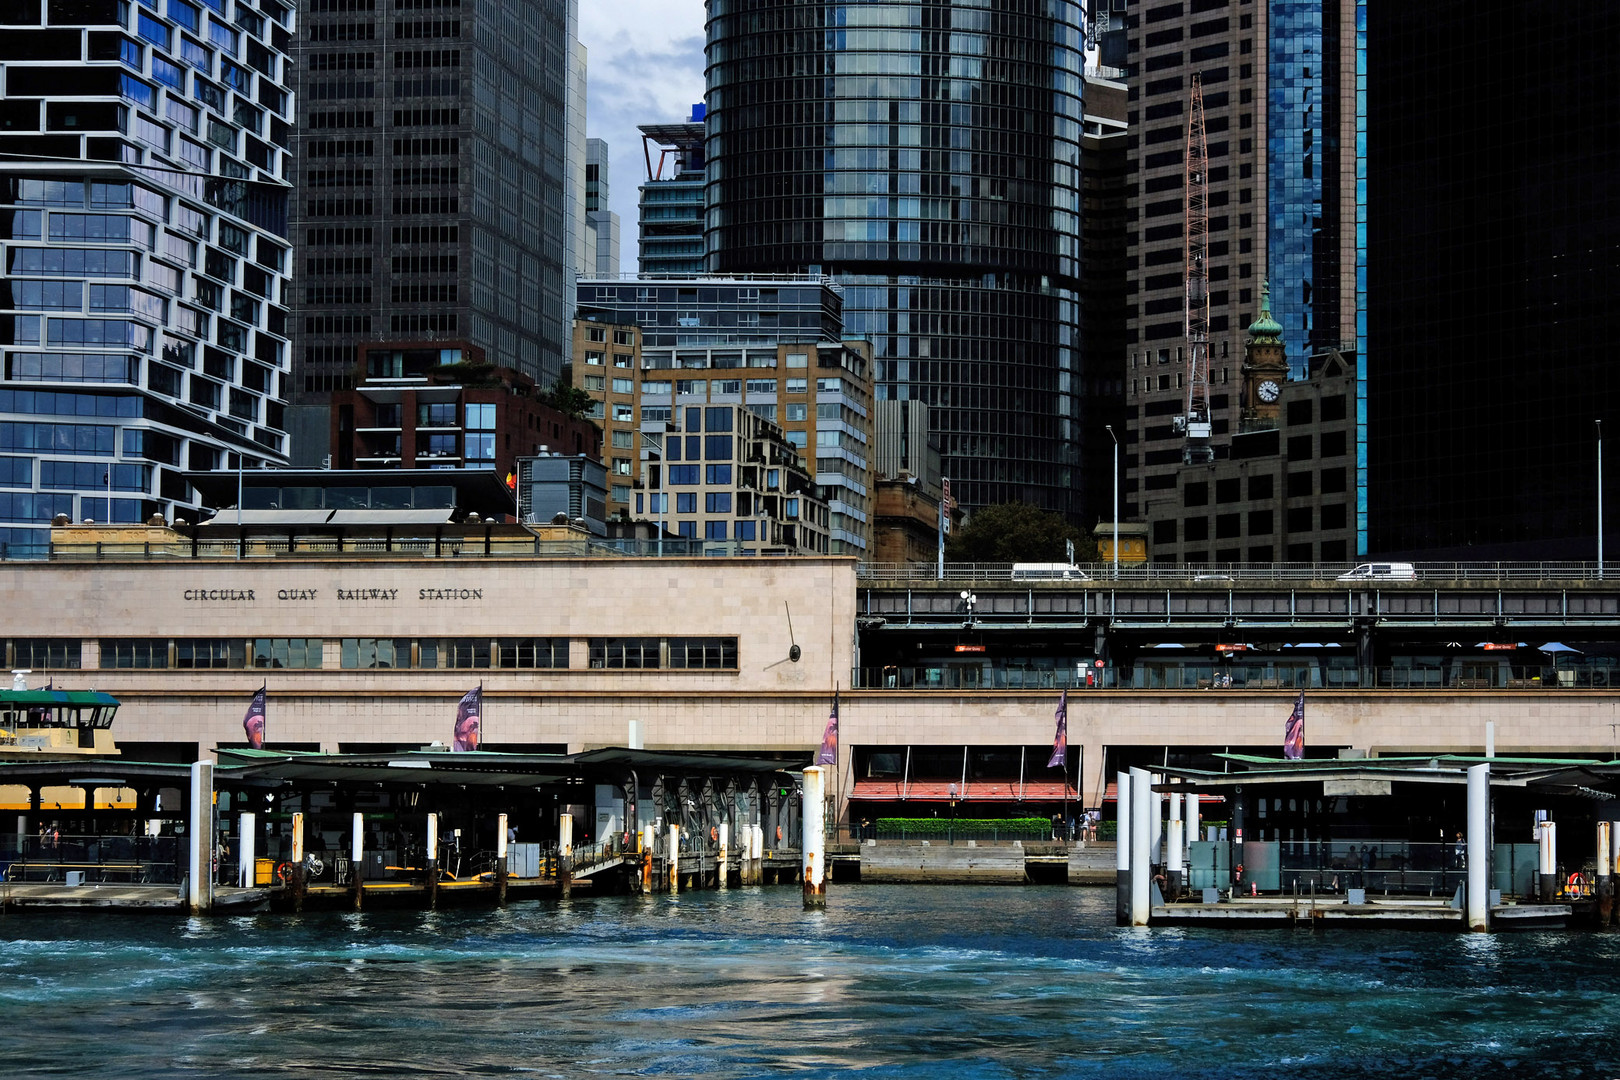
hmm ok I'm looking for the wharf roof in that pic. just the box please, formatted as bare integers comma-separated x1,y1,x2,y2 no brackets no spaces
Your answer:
1154,754,1620,799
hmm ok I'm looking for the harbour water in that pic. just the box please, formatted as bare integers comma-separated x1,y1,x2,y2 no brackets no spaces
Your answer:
2,885,1617,1078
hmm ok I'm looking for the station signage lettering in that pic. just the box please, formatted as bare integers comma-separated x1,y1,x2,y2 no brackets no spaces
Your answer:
179,584,485,603
183,589,255,602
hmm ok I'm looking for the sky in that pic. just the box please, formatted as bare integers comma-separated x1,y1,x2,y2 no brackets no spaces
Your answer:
579,3,708,275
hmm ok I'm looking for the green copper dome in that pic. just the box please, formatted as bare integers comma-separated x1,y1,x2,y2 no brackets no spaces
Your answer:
1248,280,1283,343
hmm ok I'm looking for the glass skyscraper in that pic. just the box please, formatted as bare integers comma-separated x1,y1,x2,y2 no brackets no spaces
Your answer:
1,0,295,551
703,0,1088,518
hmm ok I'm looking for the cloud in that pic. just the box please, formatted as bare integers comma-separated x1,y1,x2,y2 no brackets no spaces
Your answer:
580,5,708,270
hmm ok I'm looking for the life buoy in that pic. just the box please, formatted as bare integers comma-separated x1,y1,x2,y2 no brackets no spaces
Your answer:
1567,872,1587,898
275,861,293,883
710,826,718,844
776,825,783,843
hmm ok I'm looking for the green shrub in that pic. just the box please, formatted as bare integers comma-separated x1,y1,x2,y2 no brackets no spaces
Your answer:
874,816,1051,836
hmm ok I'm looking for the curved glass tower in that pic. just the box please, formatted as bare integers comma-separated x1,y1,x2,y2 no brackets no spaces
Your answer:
704,0,1085,517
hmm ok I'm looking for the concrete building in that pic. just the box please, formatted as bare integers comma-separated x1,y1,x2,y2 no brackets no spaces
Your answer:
584,138,620,278
573,278,873,555
1122,0,1362,547
286,0,577,463
329,342,600,477
637,109,705,277
703,2,1091,522
0,0,296,551
517,451,607,535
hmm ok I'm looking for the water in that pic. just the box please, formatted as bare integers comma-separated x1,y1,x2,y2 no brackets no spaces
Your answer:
2,886,1618,1078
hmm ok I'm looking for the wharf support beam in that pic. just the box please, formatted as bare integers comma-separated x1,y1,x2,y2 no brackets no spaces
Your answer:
1466,763,1489,932
187,760,213,914
803,766,827,910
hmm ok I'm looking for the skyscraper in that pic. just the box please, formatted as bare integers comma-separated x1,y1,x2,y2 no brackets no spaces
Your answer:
1121,0,1362,563
638,109,705,277
286,0,576,465
0,0,295,549
585,137,620,278
1365,1,1619,559
703,1,1089,519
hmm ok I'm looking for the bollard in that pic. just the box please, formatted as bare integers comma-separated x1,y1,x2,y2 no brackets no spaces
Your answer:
1115,770,1132,924
238,811,256,890
668,823,680,893
1596,820,1612,927
802,766,826,909
1466,763,1489,931
753,823,764,885
718,822,730,890
1184,790,1200,866
187,761,214,914
1148,773,1164,874
290,810,306,914
425,812,439,910
496,812,509,906
641,822,655,893
1166,785,1184,901
351,810,365,911
1129,767,1152,926
1537,820,1556,904
1612,820,1620,926
559,812,573,898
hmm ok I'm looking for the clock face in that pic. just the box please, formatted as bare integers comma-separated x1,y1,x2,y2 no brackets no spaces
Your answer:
1257,380,1281,403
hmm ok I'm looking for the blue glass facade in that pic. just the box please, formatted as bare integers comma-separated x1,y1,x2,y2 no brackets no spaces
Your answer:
1266,0,1323,380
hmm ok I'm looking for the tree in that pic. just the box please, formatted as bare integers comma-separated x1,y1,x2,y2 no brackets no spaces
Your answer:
943,503,1099,564
541,379,595,421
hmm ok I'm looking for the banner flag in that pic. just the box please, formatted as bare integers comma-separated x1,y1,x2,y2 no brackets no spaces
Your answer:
1284,691,1305,760
453,685,482,751
243,685,267,749
1047,690,1068,769
816,690,839,766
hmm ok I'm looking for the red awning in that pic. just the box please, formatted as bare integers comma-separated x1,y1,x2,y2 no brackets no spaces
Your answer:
849,779,1078,803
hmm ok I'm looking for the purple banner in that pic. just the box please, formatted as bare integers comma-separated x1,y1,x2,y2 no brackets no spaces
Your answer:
1047,690,1068,769
1284,691,1305,760
453,686,482,752
816,691,839,766
243,685,266,749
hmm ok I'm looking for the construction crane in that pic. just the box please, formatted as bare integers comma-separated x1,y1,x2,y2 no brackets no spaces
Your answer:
1181,72,1213,465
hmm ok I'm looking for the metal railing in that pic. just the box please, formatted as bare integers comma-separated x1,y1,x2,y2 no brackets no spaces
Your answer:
0,536,798,562
0,832,182,884
856,561,1618,584
852,663,1604,691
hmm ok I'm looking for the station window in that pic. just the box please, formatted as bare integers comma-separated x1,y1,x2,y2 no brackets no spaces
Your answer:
99,638,169,669
496,638,568,669
175,638,247,668
667,637,738,670
589,637,661,670
340,638,412,669
252,638,322,669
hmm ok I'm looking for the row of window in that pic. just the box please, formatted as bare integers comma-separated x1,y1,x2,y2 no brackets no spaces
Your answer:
61,637,741,671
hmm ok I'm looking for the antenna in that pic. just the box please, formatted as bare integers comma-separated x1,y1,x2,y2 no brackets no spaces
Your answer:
1183,72,1213,465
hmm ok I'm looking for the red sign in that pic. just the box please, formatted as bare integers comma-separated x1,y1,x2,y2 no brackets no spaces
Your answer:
1216,643,1248,653
953,644,986,653
1482,643,1518,651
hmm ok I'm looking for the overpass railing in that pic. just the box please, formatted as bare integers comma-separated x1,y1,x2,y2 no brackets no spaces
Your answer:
853,663,1607,691
856,562,1615,584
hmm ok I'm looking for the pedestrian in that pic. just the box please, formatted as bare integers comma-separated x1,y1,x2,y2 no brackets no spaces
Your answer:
1452,831,1466,868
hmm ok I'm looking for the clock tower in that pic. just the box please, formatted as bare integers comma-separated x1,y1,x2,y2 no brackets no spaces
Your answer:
1242,281,1288,426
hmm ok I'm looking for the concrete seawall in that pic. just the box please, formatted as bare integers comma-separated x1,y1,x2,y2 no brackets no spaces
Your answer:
842,841,1118,885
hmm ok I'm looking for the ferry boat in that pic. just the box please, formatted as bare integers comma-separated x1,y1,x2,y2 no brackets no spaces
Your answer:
0,672,120,759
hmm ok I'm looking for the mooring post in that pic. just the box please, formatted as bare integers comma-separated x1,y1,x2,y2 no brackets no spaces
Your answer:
1611,819,1620,926
1537,819,1557,904
1148,773,1163,876
186,760,215,915
1129,767,1152,926
1466,762,1490,932
351,810,364,912
1166,782,1184,901
752,823,764,885
559,812,573,898
668,823,680,893
1115,770,1132,924
238,811,256,890
802,765,826,909
290,810,306,914
1184,791,1200,866
718,821,730,890
641,823,654,893
1595,820,1612,926
425,812,439,910
496,812,509,906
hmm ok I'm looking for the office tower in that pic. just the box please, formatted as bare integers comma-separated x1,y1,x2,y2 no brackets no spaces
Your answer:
286,0,575,465
0,0,295,550
574,277,873,554
562,6,586,312
638,108,705,277
1122,0,1361,563
1081,74,1129,531
703,2,1087,519
1365,2,1619,558
585,138,620,277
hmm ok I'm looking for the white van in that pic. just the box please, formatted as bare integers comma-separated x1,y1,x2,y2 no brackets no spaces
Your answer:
1011,563,1090,581
1337,562,1417,582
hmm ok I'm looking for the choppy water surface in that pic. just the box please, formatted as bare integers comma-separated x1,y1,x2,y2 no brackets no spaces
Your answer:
2,886,1617,1078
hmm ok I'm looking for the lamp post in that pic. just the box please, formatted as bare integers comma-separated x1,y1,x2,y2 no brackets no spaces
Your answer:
1105,425,1120,577
1599,419,1605,579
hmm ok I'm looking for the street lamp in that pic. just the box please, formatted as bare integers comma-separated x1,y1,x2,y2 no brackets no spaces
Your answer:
1599,420,1605,579
959,590,977,627
1105,425,1120,577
